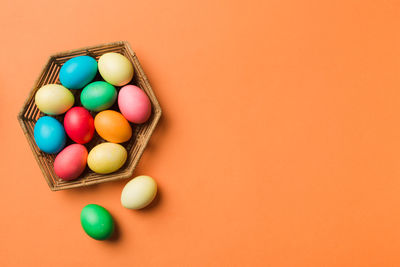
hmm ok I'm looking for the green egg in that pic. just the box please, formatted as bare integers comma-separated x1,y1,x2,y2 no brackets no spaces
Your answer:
80,204,114,240
80,81,117,111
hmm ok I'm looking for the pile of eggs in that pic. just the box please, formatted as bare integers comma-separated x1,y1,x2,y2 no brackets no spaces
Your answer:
32,51,159,241
34,53,152,180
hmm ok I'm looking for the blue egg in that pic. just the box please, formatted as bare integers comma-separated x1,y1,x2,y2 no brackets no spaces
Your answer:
59,56,98,89
34,116,66,154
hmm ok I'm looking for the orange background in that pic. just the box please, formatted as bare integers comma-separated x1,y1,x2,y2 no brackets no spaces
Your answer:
1,0,400,266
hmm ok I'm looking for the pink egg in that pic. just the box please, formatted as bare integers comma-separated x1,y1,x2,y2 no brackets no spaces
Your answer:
118,85,151,124
64,107,95,144
54,144,88,181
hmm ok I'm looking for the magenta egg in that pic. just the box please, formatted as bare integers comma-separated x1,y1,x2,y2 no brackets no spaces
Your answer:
64,107,94,144
118,85,151,124
54,144,88,181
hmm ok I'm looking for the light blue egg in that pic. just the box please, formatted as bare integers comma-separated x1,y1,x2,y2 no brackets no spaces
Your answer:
34,116,66,154
59,56,98,89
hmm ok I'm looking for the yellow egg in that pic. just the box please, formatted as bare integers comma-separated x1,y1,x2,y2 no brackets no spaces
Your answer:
35,84,74,115
121,175,158,209
87,143,127,174
98,53,134,86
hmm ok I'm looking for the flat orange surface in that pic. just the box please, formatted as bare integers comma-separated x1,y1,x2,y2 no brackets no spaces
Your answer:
1,0,400,266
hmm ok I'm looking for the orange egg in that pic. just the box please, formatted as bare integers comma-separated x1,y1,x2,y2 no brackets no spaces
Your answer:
94,110,132,143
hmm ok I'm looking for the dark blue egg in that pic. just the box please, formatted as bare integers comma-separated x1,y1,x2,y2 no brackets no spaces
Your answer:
59,56,98,89
34,116,66,154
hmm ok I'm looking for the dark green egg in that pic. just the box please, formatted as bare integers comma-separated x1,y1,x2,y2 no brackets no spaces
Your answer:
80,204,114,240
80,81,117,111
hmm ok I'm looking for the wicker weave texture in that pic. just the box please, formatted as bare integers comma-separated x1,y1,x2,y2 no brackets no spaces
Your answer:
17,41,162,191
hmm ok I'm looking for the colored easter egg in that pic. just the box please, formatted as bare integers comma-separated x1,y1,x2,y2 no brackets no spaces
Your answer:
54,144,88,181
35,84,74,115
81,81,117,111
59,56,98,89
118,85,152,124
98,52,134,86
64,107,94,144
87,143,127,174
121,175,157,209
34,116,66,154
80,204,114,240
94,110,132,143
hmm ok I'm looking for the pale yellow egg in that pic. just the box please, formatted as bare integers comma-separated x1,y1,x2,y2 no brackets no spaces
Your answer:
35,84,74,115
121,175,157,209
98,52,134,86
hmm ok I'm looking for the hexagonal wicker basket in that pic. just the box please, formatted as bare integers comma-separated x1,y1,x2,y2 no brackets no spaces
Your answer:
17,41,162,191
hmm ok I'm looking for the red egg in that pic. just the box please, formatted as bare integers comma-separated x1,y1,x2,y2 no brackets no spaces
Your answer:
64,107,94,144
54,144,88,181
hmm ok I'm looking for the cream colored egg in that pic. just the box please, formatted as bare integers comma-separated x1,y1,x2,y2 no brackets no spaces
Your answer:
98,52,134,86
121,175,157,209
87,143,127,174
35,84,74,115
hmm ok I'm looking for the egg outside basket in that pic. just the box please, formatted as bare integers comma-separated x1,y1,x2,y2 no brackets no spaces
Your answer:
17,41,162,191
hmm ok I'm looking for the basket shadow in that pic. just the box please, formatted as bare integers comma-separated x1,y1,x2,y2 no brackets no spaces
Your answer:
143,110,168,150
